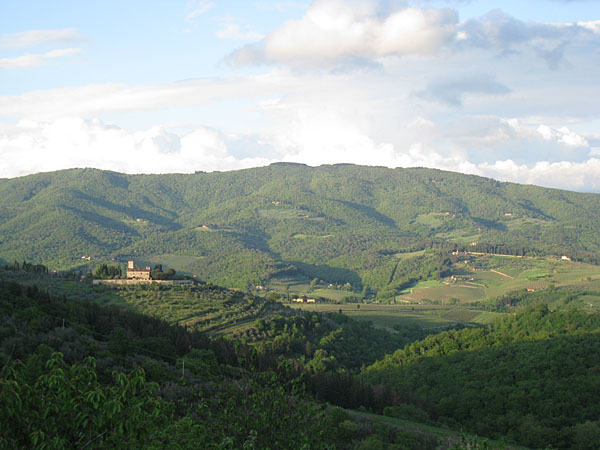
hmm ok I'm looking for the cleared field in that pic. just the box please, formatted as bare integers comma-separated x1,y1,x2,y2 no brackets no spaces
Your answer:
310,287,357,301
414,212,453,228
411,280,446,289
569,294,600,310
470,311,504,324
287,303,492,331
292,233,334,239
442,309,482,322
399,284,486,304
394,250,426,260
435,230,481,243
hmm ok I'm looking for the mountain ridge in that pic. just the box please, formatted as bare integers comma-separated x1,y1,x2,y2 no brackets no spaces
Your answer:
1,164,599,292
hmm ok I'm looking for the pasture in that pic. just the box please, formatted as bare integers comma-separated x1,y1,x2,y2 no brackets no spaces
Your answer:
396,255,600,305
287,302,501,332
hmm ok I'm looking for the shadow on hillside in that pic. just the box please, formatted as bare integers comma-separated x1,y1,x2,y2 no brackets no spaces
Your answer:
472,217,507,231
329,198,397,227
287,260,362,286
75,191,182,231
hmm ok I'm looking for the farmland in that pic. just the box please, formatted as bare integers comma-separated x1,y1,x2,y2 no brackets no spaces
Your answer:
395,254,600,305
288,302,502,332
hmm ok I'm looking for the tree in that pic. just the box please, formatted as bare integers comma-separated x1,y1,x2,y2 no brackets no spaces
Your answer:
0,352,171,449
151,264,165,280
309,278,320,292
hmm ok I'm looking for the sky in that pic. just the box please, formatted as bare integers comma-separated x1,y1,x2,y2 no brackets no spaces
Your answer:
1,0,599,192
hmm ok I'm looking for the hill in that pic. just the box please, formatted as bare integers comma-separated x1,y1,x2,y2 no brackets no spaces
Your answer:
363,305,600,449
0,275,515,450
2,164,600,296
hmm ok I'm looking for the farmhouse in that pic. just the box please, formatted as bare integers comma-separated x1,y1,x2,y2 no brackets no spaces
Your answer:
126,260,151,280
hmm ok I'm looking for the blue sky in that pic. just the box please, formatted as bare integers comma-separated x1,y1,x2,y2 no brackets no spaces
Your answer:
1,0,599,191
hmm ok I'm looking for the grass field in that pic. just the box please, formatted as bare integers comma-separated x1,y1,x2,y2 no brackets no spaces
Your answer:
414,212,454,228
394,250,426,260
287,302,502,332
394,256,600,306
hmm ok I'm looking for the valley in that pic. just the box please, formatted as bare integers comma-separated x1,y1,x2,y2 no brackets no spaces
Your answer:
2,165,600,449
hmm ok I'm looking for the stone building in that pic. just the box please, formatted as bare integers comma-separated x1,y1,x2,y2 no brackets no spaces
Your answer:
126,260,151,280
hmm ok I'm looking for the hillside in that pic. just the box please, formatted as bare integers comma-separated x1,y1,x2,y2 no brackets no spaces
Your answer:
0,275,514,450
363,305,600,449
2,164,600,295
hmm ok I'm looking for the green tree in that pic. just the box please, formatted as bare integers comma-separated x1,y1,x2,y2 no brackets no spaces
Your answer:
0,352,171,449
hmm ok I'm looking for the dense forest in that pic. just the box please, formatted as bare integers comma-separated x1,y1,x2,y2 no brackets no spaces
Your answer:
364,305,600,449
1,164,600,295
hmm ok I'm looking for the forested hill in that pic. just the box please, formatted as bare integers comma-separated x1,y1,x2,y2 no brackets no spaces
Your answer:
363,305,600,449
1,164,600,290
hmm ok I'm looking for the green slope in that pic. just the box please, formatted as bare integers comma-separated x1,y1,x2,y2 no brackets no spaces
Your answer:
2,164,600,292
363,306,600,449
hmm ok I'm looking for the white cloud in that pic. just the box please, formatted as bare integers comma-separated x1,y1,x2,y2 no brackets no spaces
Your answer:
477,158,600,191
216,23,264,40
0,74,293,120
186,0,214,21
1,112,599,192
456,11,600,68
577,20,600,35
229,0,458,67
267,107,600,191
416,74,511,106
537,124,588,147
0,118,270,177
0,48,81,69
0,29,85,49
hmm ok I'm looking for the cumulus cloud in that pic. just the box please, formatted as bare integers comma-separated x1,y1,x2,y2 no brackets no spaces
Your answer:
228,0,458,67
1,113,599,192
0,118,270,177
477,158,600,191
439,117,588,149
0,28,85,49
401,114,592,165
0,48,81,69
268,107,600,191
416,74,511,106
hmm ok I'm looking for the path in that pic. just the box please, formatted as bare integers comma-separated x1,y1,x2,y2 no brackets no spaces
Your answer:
490,269,514,279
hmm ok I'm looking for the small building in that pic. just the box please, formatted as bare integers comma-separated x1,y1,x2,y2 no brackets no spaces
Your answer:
306,298,316,304
126,260,151,280
561,255,572,261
